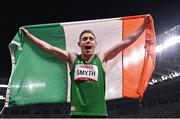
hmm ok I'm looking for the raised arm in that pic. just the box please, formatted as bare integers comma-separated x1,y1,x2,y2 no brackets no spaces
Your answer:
101,16,150,62
20,27,75,63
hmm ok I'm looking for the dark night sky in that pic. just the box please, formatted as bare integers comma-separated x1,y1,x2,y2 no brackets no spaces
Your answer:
1,0,180,78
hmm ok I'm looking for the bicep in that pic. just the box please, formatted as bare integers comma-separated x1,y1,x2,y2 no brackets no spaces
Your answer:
103,42,124,61
103,39,132,61
51,47,71,62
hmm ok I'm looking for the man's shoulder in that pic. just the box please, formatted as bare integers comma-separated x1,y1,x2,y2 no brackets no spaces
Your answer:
68,51,77,56
96,51,104,62
67,51,77,64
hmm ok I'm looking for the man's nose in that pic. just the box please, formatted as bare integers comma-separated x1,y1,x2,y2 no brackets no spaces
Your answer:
86,38,91,42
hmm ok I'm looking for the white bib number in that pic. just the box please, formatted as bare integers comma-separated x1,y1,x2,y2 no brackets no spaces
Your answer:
74,64,98,82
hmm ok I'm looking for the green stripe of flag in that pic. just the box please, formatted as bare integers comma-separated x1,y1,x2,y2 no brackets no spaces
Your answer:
8,23,67,107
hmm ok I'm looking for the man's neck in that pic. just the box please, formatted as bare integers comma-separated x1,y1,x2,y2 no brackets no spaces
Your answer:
81,54,94,62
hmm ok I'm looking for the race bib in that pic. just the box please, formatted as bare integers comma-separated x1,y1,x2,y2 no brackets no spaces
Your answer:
74,64,98,82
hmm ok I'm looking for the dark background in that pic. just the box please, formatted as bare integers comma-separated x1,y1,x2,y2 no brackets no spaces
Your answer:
1,0,180,78
1,0,180,117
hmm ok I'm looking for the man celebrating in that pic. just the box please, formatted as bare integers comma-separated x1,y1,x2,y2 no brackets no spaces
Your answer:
20,15,150,117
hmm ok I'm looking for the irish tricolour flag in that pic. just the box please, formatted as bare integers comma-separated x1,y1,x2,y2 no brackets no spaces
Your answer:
5,14,156,107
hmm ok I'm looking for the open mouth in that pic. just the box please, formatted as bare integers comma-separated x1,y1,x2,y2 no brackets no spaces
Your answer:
84,45,92,50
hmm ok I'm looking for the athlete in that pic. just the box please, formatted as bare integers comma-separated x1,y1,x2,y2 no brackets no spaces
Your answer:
20,16,151,117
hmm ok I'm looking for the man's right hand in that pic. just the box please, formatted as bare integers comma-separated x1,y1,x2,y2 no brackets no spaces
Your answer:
19,27,29,35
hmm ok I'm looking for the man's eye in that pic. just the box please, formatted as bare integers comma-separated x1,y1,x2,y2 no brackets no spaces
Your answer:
89,37,94,41
83,37,88,41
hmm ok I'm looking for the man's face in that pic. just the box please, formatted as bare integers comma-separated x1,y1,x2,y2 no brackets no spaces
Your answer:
78,33,97,55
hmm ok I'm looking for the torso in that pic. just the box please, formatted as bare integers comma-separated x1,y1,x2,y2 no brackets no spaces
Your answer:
69,54,108,116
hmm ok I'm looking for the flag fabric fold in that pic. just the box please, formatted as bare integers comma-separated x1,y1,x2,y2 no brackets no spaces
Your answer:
5,14,156,107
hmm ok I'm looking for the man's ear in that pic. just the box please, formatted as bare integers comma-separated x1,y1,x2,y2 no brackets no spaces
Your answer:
78,41,81,47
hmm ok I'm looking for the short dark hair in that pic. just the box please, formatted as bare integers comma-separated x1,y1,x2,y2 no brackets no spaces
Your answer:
79,30,96,41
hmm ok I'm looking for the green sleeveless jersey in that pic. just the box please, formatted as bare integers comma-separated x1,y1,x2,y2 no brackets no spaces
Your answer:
70,54,107,117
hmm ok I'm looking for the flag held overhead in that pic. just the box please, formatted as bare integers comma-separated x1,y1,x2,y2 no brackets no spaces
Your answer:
5,14,156,107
